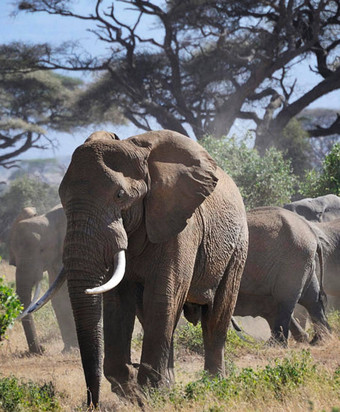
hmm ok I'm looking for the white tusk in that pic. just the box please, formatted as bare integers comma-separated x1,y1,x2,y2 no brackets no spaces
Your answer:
31,281,42,305
85,250,126,295
18,268,67,319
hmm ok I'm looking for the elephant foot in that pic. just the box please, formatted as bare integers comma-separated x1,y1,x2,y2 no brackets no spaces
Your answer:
61,343,79,354
310,329,331,346
266,336,288,348
293,332,309,343
29,344,45,355
107,364,138,399
138,362,173,389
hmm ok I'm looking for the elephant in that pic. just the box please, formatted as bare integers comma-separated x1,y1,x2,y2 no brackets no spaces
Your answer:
308,218,340,306
232,206,331,346
24,129,248,407
9,204,77,354
284,194,340,222
284,194,340,313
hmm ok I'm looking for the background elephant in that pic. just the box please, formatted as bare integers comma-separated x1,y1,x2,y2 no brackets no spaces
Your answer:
307,219,340,308
284,194,340,222
9,204,77,354
233,206,330,345
285,194,340,313
27,130,248,407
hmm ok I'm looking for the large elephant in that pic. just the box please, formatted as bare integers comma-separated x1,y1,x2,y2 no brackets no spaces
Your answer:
233,206,330,345
9,205,77,354
284,194,340,222
25,130,248,407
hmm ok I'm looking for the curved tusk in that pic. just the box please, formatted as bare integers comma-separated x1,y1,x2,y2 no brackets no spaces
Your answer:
85,250,126,295
18,268,67,319
31,281,42,305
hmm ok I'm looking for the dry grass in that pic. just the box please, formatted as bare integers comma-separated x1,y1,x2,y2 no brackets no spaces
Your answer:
1,259,340,411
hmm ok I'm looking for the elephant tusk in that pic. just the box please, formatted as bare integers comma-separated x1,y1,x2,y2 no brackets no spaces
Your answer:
85,250,126,295
31,281,42,305
18,268,67,318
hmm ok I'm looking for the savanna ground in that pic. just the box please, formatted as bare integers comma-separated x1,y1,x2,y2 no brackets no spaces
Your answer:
1,259,340,412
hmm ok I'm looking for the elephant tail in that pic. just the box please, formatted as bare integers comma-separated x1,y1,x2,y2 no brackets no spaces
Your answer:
317,243,328,309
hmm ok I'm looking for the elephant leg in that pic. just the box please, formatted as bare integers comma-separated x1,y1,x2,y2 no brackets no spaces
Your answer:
21,314,44,354
137,268,188,388
271,301,296,346
48,268,78,352
201,249,244,377
103,280,137,397
135,284,178,383
298,276,331,344
16,278,44,354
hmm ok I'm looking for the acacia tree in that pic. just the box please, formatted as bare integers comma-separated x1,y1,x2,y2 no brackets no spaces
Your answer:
8,0,340,153
0,61,82,168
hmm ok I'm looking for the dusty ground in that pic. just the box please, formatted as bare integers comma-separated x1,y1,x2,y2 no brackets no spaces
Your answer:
1,260,340,411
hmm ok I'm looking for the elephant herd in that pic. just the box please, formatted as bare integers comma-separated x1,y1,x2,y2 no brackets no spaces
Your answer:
6,130,340,407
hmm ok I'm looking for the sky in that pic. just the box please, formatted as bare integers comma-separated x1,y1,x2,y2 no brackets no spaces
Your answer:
1,1,340,161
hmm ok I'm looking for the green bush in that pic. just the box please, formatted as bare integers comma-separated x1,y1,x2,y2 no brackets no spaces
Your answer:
183,350,315,403
148,350,321,408
175,321,259,356
201,135,298,209
0,176,59,216
0,275,22,341
0,376,60,411
175,322,204,354
300,143,340,197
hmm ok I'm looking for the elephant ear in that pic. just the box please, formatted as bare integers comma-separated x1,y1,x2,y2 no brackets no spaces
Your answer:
131,130,218,243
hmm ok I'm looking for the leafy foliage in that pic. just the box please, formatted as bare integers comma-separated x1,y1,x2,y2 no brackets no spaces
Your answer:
201,135,298,209
184,351,315,402
0,375,60,411
0,68,82,167
147,350,326,409
0,276,22,341
300,143,340,198
175,321,260,356
279,118,313,177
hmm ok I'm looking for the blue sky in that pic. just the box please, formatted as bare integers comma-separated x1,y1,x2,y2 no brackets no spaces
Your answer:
1,1,339,160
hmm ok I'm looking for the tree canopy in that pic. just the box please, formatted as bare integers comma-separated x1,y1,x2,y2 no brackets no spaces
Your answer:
4,0,339,154
0,67,82,168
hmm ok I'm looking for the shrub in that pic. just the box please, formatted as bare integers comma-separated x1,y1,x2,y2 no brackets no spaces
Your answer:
175,321,259,356
184,350,315,402
300,143,340,197
148,350,320,409
201,135,298,209
0,376,60,411
0,274,22,341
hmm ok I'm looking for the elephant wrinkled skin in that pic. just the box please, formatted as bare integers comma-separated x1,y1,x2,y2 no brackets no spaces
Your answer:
30,130,248,407
9,205,77,354
233,206,330,345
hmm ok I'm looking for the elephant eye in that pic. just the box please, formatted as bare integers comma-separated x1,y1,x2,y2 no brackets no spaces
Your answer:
117,189,125,199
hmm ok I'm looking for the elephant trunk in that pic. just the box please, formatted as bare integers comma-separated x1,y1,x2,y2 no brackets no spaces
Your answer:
63,226,109,407
68,272,103,407
63,209,128,406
